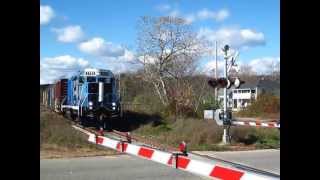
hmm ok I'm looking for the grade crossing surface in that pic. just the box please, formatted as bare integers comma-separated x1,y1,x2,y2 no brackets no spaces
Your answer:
40,155,203,180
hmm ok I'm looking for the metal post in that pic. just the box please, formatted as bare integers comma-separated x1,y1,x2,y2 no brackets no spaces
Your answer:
222,45,230,144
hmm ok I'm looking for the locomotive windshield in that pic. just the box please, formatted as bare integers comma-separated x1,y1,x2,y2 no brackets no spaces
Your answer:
88,83,98,93
87,77,96,82
104,83,112,94
98,77,106,82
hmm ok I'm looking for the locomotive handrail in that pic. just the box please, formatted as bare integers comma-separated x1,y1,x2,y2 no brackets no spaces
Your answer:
78,86,85,116
60,96,67,112
80,94,88,116
78,86,85,107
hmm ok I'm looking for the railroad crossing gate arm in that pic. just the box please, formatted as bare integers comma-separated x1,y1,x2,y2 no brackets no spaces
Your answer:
72,126,279,180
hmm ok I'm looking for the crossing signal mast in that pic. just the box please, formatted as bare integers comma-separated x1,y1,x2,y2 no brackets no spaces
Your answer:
207,45,280,144
208,45,244,144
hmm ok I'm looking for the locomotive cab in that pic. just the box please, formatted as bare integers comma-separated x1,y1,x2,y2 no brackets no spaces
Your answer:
86,75,121,118
62,68,121,129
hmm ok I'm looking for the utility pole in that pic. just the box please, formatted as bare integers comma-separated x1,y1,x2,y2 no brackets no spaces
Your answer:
215,41,218,102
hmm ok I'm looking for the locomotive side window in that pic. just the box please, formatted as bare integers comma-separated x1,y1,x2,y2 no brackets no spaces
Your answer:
79,76,84,83
98,77,106,82
100,71,109,76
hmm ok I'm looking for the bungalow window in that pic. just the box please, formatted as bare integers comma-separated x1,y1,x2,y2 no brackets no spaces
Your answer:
251,89,256,93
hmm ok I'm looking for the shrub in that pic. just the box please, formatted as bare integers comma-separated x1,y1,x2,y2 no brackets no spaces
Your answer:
230,126,280,148
237,92,280,118
196,95,221,118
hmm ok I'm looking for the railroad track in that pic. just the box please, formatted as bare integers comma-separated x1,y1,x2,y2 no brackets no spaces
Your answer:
70,121,179,153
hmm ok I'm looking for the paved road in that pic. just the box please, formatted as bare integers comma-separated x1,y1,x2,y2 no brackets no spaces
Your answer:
40,155,203,180
193,149,280,175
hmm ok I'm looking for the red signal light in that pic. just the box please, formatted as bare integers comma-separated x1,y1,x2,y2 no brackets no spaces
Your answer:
208,78,230,88
208,78,218,88
217,78,228,88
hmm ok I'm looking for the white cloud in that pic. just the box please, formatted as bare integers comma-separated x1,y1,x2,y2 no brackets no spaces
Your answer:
137,55,157,64
184,14,196,24
215,9,230,21
167,8,229,23
52,25,84,43
197,8,230,21
198,27,266,50
197,9,213,19
94,57,142,74
78,37,125,57
198,56,280,76
248,57,280,75
119,49,136,62
156,4,171,12
169,10,180,17
40,5,55,25
40,55,90,84
200,60,225,76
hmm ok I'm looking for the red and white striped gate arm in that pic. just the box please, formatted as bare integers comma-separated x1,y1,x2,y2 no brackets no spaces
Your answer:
230,118,280,128
231,121,280,128
73,126,279,180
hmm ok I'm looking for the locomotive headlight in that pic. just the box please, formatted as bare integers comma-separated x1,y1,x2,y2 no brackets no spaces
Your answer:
112,102,116,106
89,101,93,106
112,107,116,110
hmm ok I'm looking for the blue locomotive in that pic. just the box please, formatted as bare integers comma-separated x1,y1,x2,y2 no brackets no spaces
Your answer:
41,68,121,129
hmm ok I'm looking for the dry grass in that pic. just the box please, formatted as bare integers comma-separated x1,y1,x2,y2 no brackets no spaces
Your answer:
40,105,118,159
236,93,280,119
134,116,280,151
135,118,227,151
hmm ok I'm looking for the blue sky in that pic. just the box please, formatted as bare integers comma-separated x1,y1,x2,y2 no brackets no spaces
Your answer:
40,0,279,84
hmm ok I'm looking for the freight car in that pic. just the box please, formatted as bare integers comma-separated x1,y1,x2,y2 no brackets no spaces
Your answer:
40,68,121,129
54,79,68,112
40,84,55,108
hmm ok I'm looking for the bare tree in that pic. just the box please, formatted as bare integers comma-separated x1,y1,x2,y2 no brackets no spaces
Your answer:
271,61,280,80
137,16,203,106
238,64,257,80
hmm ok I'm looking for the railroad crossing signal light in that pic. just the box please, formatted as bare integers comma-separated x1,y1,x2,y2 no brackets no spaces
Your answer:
208,77,245,89
208,78,218,88
208,78,229,88
217,78,228,88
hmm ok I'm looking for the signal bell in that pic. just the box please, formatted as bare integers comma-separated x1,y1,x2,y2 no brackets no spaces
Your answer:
233,77,245,89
